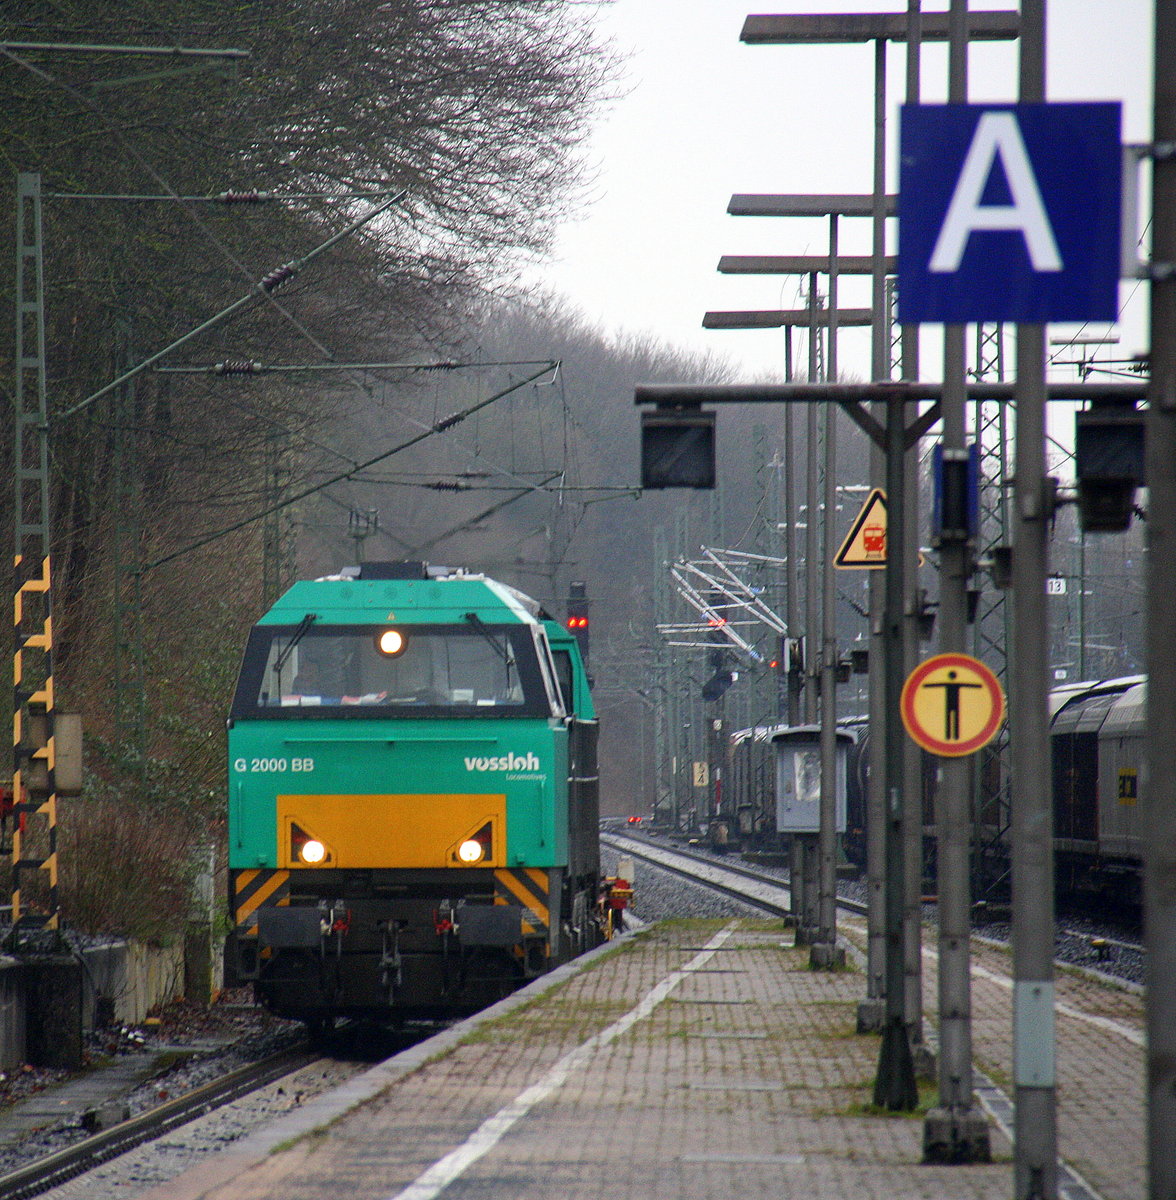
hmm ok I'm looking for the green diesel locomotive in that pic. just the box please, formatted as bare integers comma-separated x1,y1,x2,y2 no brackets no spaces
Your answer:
223,562,602,1027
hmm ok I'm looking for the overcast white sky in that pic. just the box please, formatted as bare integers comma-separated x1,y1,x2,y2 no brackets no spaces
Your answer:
532,0,1153,386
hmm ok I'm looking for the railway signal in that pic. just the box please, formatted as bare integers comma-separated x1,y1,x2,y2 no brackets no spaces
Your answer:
1074,398,1145,532
566,581,590,662
639,404,715,489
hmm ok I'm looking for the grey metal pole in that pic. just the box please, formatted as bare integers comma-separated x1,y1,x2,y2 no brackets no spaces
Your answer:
860,29,891,1036
866,21,915,1111
899,2,926,1052
814,216,842,968
784,335,805,924
1145,2,1176,1193
901,0,922,381
867,30,914,1107
806,272,822,728
1011,1,1058,1195
785,351,801,730
922,0,989,1165
1078,534,1086,680
874,390,919,1110
829,213,840,384
798,272,822,944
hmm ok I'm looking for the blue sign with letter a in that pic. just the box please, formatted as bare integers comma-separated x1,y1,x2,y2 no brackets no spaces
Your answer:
898,102,1122,323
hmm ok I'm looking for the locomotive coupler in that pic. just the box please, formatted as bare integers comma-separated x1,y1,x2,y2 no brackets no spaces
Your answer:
434,902,459,994
321,902,350,958
377,920,403,993
433,900,458,938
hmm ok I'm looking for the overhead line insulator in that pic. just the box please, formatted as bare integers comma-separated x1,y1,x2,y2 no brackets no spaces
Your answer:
258,263,297,293
216,190,271,204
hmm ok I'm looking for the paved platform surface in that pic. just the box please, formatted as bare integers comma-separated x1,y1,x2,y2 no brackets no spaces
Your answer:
124,912,1144,1200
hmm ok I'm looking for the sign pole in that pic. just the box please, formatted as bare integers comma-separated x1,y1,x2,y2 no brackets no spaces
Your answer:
1010,1,1058,1196
814,259,842,969
863,27,893,1033
922,0,990,1164
874,390,919,1109
1145,0,1176,1190
798,272,821,946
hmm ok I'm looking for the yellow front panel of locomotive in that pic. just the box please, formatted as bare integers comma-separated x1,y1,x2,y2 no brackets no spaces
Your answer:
276,793,506,869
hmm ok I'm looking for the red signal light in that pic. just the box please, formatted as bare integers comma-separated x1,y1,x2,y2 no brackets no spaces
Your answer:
568,616,589,629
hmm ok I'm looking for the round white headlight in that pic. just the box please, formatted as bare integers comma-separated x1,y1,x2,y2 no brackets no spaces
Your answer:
377,628,406,657
300,839,327,864
457,839,485,864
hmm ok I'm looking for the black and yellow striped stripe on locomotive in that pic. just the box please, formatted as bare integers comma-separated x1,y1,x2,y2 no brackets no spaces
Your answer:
226,862,567,1018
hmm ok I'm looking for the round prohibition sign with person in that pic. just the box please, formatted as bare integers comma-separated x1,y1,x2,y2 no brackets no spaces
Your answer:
900,652,1005,757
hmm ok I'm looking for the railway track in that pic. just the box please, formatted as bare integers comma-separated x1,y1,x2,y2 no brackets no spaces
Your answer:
6,834,1139,1199
603,828,1145,985
0,1043,321,1200
601,830,868,921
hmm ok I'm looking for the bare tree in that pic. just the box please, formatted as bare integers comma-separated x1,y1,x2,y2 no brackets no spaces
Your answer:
0,0,618,807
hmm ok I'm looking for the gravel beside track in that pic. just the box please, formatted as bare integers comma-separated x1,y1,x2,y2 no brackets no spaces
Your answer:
0,1000,306,1178
28,1055,366,1200
601,844,764,922
0,1001,437,1199
606,829,1146,990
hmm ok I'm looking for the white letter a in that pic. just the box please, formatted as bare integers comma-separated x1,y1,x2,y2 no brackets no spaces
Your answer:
929,111,1062,273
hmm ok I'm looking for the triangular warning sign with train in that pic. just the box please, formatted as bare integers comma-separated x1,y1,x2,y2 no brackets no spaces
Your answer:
835,488,888,569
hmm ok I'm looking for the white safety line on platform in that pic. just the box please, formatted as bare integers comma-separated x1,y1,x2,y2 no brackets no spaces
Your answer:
969,961,1143,1047
614,836,1141,1051
384,923,738,1200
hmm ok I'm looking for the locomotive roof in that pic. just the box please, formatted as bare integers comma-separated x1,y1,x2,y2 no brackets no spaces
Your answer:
258,570,542,627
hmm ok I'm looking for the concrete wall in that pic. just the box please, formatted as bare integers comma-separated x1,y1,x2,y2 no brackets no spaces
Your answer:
79,940,185,1030
0,939,187,1070
0,959,26,1071
24,957,83,1069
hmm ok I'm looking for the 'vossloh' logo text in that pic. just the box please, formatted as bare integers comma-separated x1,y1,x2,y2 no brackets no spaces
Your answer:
464,752,540,772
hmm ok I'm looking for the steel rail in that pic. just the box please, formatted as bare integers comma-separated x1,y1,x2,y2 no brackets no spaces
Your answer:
601,831,869,920
0,1043,317,1200
604,830,1145,981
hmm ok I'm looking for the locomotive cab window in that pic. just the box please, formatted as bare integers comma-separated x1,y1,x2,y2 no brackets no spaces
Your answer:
231,622,554,719
550,649,576,716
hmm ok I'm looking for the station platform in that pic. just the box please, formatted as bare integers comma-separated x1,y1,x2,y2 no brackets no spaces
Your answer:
142,913,1143,1200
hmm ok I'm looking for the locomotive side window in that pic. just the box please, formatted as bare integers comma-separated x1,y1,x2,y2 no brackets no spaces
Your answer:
530,629,566,717
551,649,575,716
232,623,550,719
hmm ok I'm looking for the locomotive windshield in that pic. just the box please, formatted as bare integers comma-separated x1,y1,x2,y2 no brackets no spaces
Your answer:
231,622,557,719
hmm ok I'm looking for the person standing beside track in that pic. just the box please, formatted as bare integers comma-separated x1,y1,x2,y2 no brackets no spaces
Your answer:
600,868,634,936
